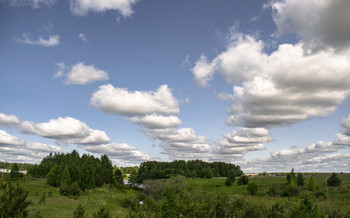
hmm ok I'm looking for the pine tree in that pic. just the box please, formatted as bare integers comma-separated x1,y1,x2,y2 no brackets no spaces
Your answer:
0,183,31,218
73,204,85,218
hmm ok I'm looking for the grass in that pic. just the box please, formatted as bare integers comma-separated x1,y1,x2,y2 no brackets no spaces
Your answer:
1,173,350,217
0,178,140,217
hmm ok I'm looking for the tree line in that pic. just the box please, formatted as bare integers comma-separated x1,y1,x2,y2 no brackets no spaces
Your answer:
28,150,123,196
137,160,242,182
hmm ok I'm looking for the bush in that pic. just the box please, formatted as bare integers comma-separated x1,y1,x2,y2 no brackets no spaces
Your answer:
237,175,249,186
247,182,258,195
297,173,305,186
0,183,31,218
73,204,85,218
308,175,316,192
327,173,341,186
225,177,232,186
282,179,298,197
267,185,278,197
290,197,322,218
267,203,285,218
93,202,111,218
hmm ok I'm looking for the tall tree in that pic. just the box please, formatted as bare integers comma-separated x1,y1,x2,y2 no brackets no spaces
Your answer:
0,183,31,218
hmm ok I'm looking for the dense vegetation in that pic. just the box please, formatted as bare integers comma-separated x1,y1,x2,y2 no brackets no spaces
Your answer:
137,160,242,182
28,151,123,196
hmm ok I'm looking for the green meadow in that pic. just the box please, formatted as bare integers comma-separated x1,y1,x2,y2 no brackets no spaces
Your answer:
1,173,350,217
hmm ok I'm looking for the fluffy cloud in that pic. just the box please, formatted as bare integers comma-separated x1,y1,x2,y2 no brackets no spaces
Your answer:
144,127,210,160
85,143,150,164
340,115,350,136
269,0,350,51
91,84,180,116
0,130,26,146
210,128,272,162
130,114,182,129
0,141,63,163
0,113,20,126
194,34,350,128
70,0,139,17
14,33,60,47
65,62,109,85
19,116,111,145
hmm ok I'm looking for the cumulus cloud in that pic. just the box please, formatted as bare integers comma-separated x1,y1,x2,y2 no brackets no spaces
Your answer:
269,0,350,51
85,143,150,164
0,130,26,147
19,116,111,145
91,84,180,116
194,33,350,128
210,128,272,162
144,127,210,160
14,33,60,47
0,112,20,126
130,114,182,129
340,115,350,136
0,141,63,163
78,33,88,43
65,62,109,85
69,0,139,17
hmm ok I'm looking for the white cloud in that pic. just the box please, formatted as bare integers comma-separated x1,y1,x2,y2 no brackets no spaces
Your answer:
194,33,350,128
210,128,272,162
341,115,350,136
192,54,216,87
65,62,109,85
91,84,180,116
85,143,150,164
269,0,350,51
130,114,182,129
0,130,26,146
14,33,60,47
19,116,111,145
144,127,210,160
53,62,65,78
0,112,20,126
78,33,88,43
1,0,55,8
69,0,139,17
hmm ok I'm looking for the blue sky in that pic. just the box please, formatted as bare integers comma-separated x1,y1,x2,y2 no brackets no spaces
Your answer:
1,0,350,172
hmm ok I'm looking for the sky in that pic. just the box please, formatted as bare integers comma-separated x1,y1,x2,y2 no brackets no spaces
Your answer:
1,0,350,172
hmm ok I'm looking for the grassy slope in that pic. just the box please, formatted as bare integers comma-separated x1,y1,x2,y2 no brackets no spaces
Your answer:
0,178,140,217
1,173,349,217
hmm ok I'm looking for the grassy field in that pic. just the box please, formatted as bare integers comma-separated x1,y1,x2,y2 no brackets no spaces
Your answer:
1,173,350,217
0,178,140,217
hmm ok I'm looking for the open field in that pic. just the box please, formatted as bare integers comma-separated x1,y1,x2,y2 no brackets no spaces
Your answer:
1,173,350,217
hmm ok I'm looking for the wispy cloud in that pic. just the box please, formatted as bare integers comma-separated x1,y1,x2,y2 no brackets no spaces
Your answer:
78,33,88,43
14,33,60,47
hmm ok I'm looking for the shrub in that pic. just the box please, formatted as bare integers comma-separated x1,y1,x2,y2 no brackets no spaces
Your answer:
290,197,322,218
0,183,31,218
93,202,111,218
297,173,305,186
247,182,258,195
314,191,326,199
267,203,285,218
38,192,46,204
327,173,341,186
282,179,298,197
225,177,232,187
73,204,85,218
308,175,316,192
237,175,249,186
267,185,278,197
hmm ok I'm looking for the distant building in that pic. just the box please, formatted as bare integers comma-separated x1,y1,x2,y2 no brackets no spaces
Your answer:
245,173,259,177
0,169,27,174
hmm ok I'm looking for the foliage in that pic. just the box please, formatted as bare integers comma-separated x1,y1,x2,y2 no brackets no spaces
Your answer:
327,173,342,186
283,169,299,196
38,192,46,204
225,177,232,186
10,164,23,180
297,172,305,186
290,197,322,218
161,188,179,218
267,203,285,218
73,204,85,218
137,160,242,182
247,182,258,195
286,168,296,185
308,175,316,191
0,182,31,218
93,202,111,218
267,185,278,197
237,175,249,186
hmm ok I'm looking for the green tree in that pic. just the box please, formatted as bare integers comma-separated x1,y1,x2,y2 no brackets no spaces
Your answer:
0,183,31,218
225,177,232,186
93,202,111,218
237,175,249,186
290,197,322,218
161,188,178,218
46,164,60,187
297,172,305,186
10,164,23,180
327,173,341,186
73,204,85,218
247,182,258,195
308,175,316,192
286,169,296,184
